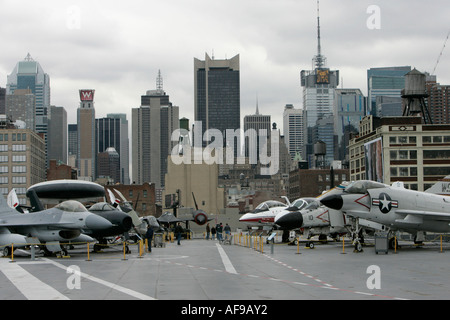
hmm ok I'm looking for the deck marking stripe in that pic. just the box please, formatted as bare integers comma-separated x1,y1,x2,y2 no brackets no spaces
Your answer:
45,258,155,300
216,243,237,274
0,259,69,300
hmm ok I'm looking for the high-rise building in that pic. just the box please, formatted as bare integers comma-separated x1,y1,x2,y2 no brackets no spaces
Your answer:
107,113,130,184
68,124,78,169
283,104,305,160
7,54,51,165
0,87,5,114
333,89,367,162
367,66,411,115
132,72,179,189
300,1,339,167
243,102,270,162
97,147,120,183
0,116,46,205
6,53,50,136
425,75,450,124
194,53,240,153
77,89,96,181
47,105,67,165
5,88,35,130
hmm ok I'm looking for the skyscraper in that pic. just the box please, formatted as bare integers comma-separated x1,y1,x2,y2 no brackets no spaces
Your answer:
300,2,339,166
5,88,35,130
77,89,96,181
283,104,305,160
6,54,50,135
425,75,450,124
132,72,179,188
7,53,51,165
333,89,367,162
367,66,411,115
107,113,130,184
243,102,271,162
47,105,67,165
194,53,240,153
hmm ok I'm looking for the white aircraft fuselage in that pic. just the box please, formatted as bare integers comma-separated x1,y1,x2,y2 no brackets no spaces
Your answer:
320,180,450,234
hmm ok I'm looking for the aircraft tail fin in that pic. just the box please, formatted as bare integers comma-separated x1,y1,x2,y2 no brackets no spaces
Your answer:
27,189,45,212
0,191,20,216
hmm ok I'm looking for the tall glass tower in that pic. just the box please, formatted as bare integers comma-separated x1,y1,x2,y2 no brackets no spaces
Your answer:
300,1,339,167
367,66,411,115
194,53,240,153
7,53,50,135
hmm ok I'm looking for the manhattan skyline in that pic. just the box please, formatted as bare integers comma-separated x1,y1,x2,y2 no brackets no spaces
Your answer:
0,0,449,131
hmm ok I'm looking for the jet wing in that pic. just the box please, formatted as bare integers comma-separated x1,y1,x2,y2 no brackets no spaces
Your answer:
0,219,79,228
395,209,450,221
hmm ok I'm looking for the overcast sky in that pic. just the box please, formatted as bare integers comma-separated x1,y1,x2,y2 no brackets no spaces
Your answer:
1,0,449,131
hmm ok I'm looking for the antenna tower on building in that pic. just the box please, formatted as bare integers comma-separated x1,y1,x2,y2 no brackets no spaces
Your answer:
156,69,163,92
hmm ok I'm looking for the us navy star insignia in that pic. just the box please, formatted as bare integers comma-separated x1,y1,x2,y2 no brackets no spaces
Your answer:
371,193,398,213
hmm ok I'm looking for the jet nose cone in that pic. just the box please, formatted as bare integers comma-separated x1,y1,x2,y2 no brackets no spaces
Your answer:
85,214,113,230
320,195,343,210
275,212,303,230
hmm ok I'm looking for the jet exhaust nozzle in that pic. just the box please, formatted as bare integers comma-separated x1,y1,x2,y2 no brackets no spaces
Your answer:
320,195,343,211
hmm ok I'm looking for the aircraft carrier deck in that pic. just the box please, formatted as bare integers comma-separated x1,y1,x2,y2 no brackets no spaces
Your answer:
1,235,449,307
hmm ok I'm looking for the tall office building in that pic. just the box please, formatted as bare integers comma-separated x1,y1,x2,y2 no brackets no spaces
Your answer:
425,75,450,124
7,54,51,165
132,73,179,189
47,105,67,165
367,66,411,115
243,102,271,162
97,147,120,183
0,116,46,205
194,53,240,153
333,89,367,162
6,53,50,135
68,124,78,169
5,88,35,130
283,104,305,160
0,87,5,114
300,2,339,166
77,89,96,181
107,113,130,184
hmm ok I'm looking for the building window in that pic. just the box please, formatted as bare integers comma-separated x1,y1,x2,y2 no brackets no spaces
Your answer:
12,155,26,162
390,167,398,177
12,176,26,184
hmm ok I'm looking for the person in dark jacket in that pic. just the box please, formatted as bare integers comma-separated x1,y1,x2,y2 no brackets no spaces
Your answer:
145,225,154,252
175,222,183,245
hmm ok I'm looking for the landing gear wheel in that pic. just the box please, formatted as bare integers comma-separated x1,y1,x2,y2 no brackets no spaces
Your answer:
354,242,363,253
3,246,11,257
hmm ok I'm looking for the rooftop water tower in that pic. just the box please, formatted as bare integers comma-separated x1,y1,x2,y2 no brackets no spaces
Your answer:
314,140,326,169
402,68,432,123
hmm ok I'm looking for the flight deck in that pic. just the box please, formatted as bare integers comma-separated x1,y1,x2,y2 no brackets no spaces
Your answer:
1,236,449,304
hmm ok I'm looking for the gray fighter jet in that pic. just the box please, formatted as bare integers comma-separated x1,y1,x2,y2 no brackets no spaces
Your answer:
0,192,112,256
321,180,450,251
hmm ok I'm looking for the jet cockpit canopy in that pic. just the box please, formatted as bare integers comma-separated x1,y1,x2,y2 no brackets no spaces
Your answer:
344,180,387,194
